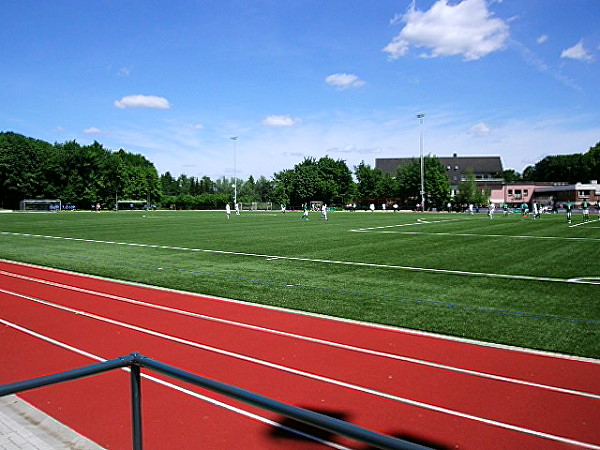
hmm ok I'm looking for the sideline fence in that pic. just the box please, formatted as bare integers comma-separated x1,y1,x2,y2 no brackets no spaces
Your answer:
0,352,430,450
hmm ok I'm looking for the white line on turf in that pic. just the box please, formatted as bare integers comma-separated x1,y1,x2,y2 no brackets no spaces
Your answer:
2,270,596,399
5,259,598,364
352,228,600,242
0,318,349,450
1,295,598,448
1,232,598,285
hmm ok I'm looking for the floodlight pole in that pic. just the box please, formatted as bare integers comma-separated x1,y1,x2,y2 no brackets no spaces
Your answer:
230,136,238,206
417,113,426,212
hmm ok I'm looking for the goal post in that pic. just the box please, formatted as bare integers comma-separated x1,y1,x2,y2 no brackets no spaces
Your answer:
20,199,62,212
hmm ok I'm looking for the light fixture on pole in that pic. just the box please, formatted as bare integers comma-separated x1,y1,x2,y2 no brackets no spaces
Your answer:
230,136,238,206
416,113,426,212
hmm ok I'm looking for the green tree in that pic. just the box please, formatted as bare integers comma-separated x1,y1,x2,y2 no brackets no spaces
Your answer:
455,169,489,206
0,132,50,209
498,169,522,182
354,161,382,199
254,176,274,202
396,156,450,209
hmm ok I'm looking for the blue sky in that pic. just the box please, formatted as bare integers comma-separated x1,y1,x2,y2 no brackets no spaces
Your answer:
2,0,599,181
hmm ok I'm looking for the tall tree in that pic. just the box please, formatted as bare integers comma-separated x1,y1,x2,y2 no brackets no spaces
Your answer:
396,156,450,209
354,161,382,199
0,132,50,208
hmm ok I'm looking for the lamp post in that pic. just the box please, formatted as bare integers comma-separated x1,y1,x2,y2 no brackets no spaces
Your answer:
417,113,426,212
230,136,238,206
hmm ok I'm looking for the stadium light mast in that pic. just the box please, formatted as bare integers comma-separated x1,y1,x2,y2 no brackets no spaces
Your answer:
417,113,426,212
230,136,238,206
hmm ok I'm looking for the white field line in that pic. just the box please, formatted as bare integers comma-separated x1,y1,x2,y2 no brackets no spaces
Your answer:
1,288,599,448
0,318,349,450
353,227,600,242
2,269,597,400
5,259,598,365
1,231,598,285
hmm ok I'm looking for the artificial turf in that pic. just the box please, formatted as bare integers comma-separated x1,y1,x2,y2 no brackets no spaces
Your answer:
0,209,598,358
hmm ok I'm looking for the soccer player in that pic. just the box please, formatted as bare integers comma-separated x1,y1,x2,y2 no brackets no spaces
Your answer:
502,203,509,216
225,203,231,219
565,202,573,224
488,202,495,219
321,203,328,220
581,200,590,222
301,203,309,221
532,202,540,220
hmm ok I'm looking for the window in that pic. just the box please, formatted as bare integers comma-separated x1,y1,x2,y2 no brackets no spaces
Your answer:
579,190,590,198
508,189,513,196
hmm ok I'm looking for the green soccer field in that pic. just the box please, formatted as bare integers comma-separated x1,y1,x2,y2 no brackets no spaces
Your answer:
1,209,598,358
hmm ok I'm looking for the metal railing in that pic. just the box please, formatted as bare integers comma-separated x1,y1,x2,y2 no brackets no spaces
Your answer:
0,353,431,450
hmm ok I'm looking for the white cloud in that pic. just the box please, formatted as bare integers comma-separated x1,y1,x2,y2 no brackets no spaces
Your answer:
383,0,509,61
325,73,366,90
191,123,204,130
84,127,101,134
561,40,594,62
114,95,171,109
468,122,490,137
262,115,300,127
536,35,548,44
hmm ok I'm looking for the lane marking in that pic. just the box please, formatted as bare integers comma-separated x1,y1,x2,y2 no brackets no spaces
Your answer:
2,289,599,448
1,269,598,400
0,318,349,449
1,232,598,285
356,229,600,242
5,258,599,364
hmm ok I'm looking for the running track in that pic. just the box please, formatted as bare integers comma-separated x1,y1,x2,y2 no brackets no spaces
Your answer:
0,260,598,449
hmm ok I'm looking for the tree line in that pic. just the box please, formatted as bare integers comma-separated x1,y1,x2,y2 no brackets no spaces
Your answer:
1,131,598,210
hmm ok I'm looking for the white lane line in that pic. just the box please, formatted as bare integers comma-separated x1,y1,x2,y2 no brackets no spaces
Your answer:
1,231,598,285
1,269,598,400
1,289,599,448
350,218,460,232
378,230,600,242
0,318,350,450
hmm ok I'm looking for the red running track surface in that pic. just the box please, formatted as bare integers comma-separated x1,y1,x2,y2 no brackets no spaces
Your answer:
0,260,599,449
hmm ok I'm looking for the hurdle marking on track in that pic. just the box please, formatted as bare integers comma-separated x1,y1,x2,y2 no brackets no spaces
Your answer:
1,231,599,285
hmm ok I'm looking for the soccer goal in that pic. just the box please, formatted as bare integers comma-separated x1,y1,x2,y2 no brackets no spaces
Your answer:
241,202,273,211
20,199,62,212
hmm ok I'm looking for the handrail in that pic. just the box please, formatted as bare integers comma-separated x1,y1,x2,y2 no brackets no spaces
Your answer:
0,353,431,450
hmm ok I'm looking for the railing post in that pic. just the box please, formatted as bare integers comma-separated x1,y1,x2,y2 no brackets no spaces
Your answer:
130,354,143,450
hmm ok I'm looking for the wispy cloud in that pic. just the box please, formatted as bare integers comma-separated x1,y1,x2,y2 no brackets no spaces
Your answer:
468,122,491,137
536,34,548,44
325,73,365,90
383,0,509,61
84,127,101,134
262,115,300,127
561,40,594,62
511,39,581,92
114,95,171,109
